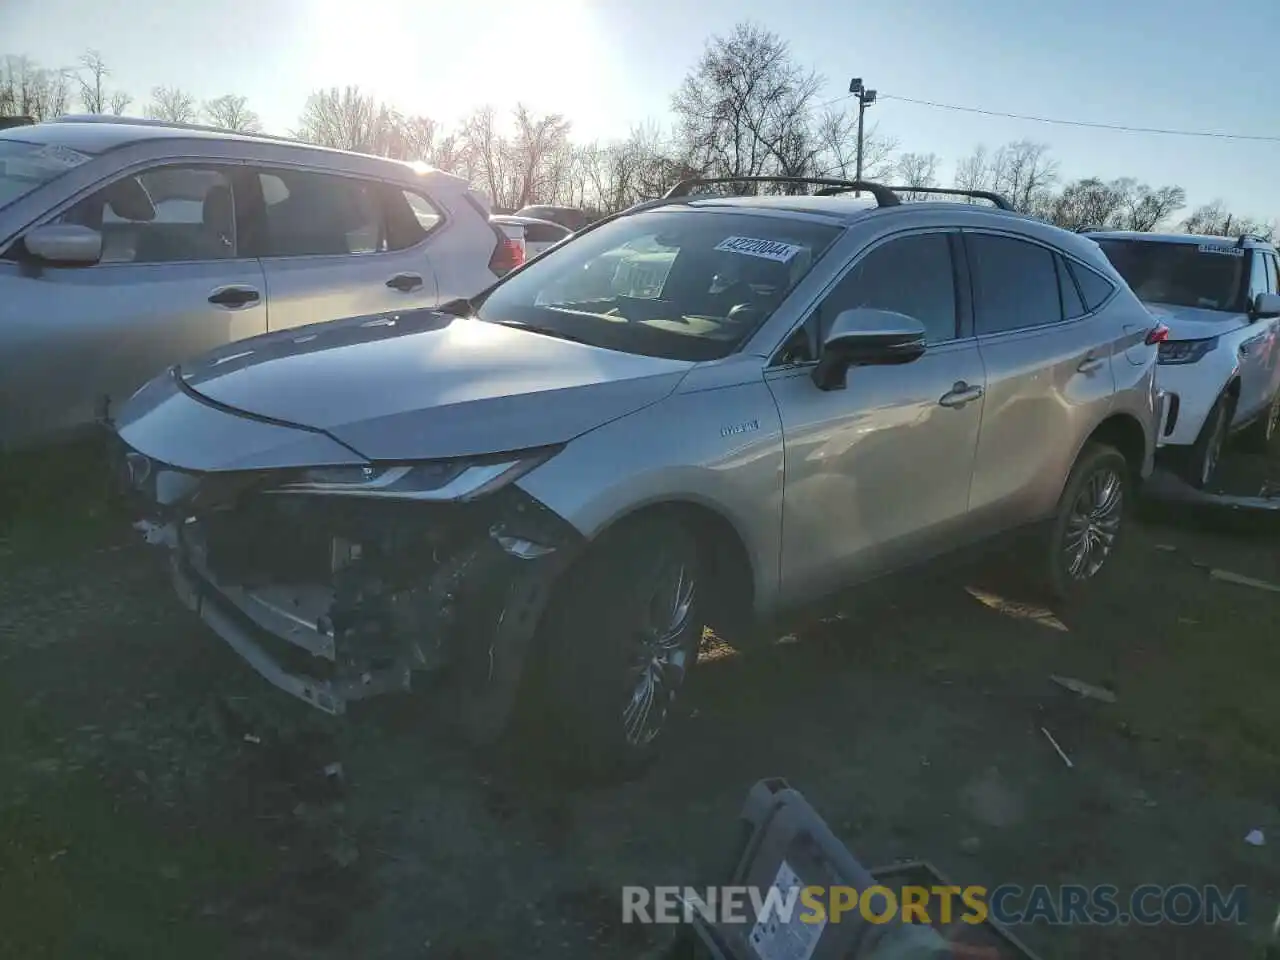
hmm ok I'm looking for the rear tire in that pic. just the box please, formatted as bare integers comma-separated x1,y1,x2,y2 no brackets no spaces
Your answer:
1184,393,1231,489
1040,442,1128,603
535,515,705,780
1241,391,1280,454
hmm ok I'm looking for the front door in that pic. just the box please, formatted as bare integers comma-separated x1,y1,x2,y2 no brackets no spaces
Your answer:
767,231,986,605
0,163,267,448
247,168,440,332
1236,250,1280,422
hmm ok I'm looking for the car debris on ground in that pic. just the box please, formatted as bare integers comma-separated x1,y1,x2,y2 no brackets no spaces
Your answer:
1040,727,1074,768
1208,569,1280,594
1050,675,1118,703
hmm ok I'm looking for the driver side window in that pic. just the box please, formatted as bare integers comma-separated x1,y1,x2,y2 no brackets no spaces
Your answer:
818,233,959,345
55,165,237,264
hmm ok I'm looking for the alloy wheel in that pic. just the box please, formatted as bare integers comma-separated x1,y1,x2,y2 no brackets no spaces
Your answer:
622,556,696,747
1063,467,1124,581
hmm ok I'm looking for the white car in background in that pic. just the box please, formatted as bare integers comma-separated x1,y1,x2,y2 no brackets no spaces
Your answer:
1091,231,1280,487
490,214,573,263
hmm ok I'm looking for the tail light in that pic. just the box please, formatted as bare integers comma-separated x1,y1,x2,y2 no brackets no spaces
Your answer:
1145,323,1170,346
488,226,525,277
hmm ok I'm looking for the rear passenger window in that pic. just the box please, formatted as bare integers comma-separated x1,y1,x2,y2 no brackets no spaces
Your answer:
255,169,385,257
383,187,443,251
1068,261,1117,312
967,234,1061,335
1056,255,1087,319
820,233,958,344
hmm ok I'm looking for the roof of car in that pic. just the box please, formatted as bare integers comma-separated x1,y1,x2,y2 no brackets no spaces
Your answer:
1087,229,1276,251
684,193,1034,225
0,118,454,178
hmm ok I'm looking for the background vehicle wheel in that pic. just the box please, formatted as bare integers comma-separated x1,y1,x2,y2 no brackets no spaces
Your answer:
1240,392,1280,454
535,515,704,780
1041,442,1128,602
1184,394,1230,489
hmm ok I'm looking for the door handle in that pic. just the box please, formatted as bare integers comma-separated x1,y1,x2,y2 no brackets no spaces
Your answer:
208,285,260,308
938,382,984,408
386,272,423,293
1077,355,1105,373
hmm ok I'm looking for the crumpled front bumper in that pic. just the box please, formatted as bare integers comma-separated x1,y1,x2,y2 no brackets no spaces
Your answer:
123,458,582,722
143,517,406,714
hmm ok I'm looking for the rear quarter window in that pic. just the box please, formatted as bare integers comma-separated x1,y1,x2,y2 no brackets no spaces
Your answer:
1067,261,1117,312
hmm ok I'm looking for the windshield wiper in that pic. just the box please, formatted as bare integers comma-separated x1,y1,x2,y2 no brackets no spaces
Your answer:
490,319,592,345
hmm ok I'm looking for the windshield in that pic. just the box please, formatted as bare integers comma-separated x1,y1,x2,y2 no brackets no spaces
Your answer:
474,208,840,360
0,138,96,210
1095,238,1247,313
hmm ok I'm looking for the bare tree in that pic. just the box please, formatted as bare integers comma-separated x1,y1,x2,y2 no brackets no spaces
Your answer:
894,151,940,200
1115,179,1185,231
672,22,825,190
953,140,1058,213
1182,202,1275,240
459,106,510,207
511,104,572,207
107,90,132,116
1045,178,1125,231
0,55,72,120
76,49,109,113
147,85,197,123
203,94,261,132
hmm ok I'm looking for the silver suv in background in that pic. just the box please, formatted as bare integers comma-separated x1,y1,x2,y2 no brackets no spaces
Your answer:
0,116,510,452
115,177,1162,776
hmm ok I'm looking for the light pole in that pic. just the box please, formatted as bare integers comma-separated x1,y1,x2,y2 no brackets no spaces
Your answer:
848,78,877,189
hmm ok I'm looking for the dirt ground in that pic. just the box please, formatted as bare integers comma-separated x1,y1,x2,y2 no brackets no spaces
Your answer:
2,446,1279,959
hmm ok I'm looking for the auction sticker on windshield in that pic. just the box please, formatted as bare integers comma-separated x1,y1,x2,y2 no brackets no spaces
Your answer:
715,236,805,263
1197,244,1245,257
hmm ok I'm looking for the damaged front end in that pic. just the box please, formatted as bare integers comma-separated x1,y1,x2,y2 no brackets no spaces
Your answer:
121,446,580,730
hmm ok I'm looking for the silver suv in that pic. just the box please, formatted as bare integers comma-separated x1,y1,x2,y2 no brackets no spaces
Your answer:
114,177,1162,775
0,117,507,452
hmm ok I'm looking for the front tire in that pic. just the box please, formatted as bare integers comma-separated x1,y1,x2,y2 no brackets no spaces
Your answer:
1184,393,1230,489
1241,391,1280,454
1041,442,1128,602
536,515,704,779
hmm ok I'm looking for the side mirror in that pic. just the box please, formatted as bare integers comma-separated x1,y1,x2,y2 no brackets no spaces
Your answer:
812,307,927,391
1251,291,1280,320
22,224,102,266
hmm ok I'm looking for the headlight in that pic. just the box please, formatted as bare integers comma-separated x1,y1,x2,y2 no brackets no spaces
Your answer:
1158,337,1218,365
266,447,559,502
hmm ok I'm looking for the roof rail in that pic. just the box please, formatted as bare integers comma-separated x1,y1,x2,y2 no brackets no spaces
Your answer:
1236,233,1266,248
51,114,302,145
664,176,901,208
0,116,36,130
880,185,1014,211
1076,225,1106,234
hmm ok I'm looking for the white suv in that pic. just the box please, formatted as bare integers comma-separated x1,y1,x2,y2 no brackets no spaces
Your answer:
0,116,511,452
1092,231,1280,487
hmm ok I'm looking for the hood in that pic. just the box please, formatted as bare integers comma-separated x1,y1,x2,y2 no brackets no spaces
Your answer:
173,309,693,461
1142,302,1248,341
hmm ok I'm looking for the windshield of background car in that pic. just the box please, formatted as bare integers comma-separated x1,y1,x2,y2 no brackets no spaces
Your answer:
474,208,841,360
0,138,96,210
1095,238,1247,313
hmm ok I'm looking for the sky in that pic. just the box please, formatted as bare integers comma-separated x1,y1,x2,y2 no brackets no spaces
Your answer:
3,0,1278,222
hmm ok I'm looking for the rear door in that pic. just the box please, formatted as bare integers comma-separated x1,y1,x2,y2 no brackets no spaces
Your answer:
246,167,440,331
0,162,267,448
964,231,1118,531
